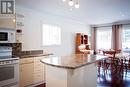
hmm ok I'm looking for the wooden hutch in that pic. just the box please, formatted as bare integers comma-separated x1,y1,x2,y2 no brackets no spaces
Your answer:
75,33,90,54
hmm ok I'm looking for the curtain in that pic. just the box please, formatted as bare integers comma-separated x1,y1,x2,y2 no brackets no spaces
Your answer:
92,25,123,50
91,27,97,50
112,25,122,50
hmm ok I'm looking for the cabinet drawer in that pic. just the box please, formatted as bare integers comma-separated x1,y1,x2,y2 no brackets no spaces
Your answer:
34,60,43,65
34,68,44,73
34,73,44,83
34,59,41,62
34,56,48,61
34,64,44,70
34,64,44,73
34,62,43,67
20,58,34,64
34,66,44,72
34,61,44,67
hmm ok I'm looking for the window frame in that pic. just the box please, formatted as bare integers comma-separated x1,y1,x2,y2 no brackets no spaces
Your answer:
42,23,61,46
122,25,130,53
96,26,112,50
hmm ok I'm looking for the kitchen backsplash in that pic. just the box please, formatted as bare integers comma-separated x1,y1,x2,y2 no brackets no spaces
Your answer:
21,50,43,56
0,43,44,57
0,43,22,56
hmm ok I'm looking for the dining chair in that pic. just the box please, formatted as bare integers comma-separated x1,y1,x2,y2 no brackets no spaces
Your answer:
115,49,121,53
103,50,116,59
115,58,130,76
121,58,130,75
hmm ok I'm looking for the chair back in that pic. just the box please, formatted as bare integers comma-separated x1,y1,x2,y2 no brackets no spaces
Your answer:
103,50,116,59
115,49,121,53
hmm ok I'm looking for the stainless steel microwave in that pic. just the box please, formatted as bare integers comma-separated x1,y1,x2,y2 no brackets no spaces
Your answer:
0,28,16,43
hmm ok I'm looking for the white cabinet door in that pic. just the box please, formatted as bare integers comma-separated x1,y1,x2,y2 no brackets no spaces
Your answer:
0,18,16,29
20,58,34,87
20,56,47,87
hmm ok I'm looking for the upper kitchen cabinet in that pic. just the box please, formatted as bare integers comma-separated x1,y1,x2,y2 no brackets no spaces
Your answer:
15,13,24,29
0,14,16,29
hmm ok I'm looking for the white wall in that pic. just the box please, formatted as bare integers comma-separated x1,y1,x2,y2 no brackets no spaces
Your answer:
16,6,91,56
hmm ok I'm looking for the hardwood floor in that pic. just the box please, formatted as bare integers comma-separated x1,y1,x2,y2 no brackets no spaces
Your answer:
97,60,130,87
38,71,130,87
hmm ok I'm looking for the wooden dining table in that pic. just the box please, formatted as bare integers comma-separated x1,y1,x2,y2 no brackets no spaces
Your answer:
102,50,116,58
115,52,129,60
102,50,129,58
101,50,130,75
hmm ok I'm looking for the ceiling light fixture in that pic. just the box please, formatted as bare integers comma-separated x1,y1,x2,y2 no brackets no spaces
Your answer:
75,2,80,8
62,0,80,9
68,0,74,6
62,0,66,2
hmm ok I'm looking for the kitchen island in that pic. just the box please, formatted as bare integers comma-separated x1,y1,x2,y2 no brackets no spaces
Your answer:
41,54,108,87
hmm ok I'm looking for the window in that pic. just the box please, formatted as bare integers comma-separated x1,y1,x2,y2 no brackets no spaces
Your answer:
42,24,61,46
96,27,112,50
122,25,130,52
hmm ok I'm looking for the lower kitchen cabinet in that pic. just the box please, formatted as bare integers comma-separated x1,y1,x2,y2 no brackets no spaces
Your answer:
34,57,45,84
20,58,34,87
20,56,46,87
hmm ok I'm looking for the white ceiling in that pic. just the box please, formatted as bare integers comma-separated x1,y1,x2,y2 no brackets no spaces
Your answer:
16,0,130,24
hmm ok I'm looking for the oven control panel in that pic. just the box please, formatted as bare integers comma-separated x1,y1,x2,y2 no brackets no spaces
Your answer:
0,60,19,65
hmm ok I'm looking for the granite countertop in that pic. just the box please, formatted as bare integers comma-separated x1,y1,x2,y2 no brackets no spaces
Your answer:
20,53,53,58
40,54,108,69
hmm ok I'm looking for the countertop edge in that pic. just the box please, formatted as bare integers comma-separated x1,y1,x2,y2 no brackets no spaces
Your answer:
40,57,107,69
20,53,53,58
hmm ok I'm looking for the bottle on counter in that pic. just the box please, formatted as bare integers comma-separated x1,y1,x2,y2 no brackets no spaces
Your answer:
93,50,97,55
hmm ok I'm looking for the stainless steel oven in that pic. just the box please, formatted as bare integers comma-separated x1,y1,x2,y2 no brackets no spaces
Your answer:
0,59,19,87
0,47,19,87
0,28,16,43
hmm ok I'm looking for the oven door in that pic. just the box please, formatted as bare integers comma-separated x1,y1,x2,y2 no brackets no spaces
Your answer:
0,63,19,87
0,32,8,43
